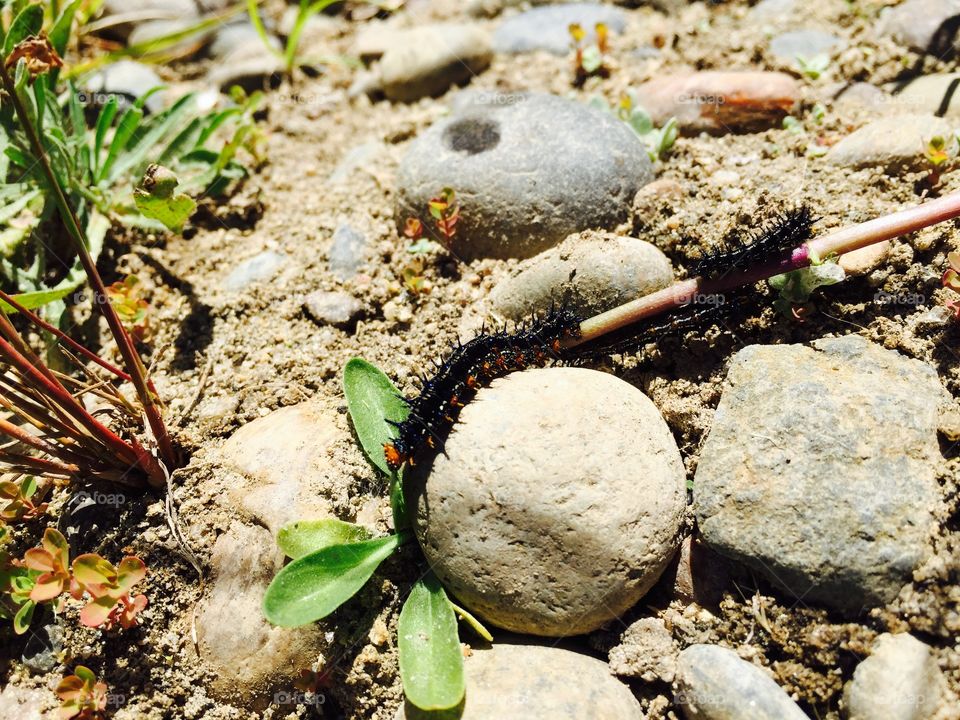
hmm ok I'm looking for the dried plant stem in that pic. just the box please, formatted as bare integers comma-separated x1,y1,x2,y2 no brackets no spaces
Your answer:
573,192,960,346
0,61,176,475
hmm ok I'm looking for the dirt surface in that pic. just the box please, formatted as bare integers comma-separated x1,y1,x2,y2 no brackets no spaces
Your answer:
3,0,960,718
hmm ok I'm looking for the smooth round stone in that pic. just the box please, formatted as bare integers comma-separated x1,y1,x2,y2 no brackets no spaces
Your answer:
396,643,643,720
892,74,960,118
826,114,952,171
878,0,960,54
844,633,948,720
488,230,674,320
409,367,686,636
397,93,653,260
769,29,842,61
676,644,808,720
83,60,166,114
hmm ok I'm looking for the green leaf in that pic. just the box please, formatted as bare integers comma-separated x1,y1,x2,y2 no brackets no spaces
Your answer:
277,518,371,560
92,95,118,169
97,105,143,183
262,533,403,627
50,0,81,56
398,572,465,711
3,3,43,56
13,599,34,635
342,358,409,477
0,284,77,313
133,189,195,233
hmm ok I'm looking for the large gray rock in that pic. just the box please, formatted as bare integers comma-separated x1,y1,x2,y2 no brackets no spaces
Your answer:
397,93,653,260
826,114,952,171
488,230,674,320
844,633,949,720
878,0,960,54
493,3,627,55
676,644,808,720
694,336,943,612
409,368,686,636
197,522,329,708
396,643,643,719
376,24,492,102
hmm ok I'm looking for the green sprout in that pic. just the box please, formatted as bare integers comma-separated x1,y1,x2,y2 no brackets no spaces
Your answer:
795,53,830,80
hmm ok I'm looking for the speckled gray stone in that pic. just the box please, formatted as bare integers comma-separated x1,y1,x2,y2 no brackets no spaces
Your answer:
222,251,287,291
493,3,627,55
328,222,370,280
488,230,674,320
396,643,643,720
676,644,808,720
878,0,960,53
694,336,942,612
397,93,653,260
826,114,952,171
84,60,165,114
844,633,948,720
409,367,686,636
303,291,363,328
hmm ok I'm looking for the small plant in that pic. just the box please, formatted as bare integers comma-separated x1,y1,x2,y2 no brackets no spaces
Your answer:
922,135,955,189
591,94,677,162
247,0,346,78
261,359,493,712
569,22,610,85
0,476,48,522
796,53,830,80
2,528,149,634
105,275,150,342
56,665,108,720
427,187,460,250
943,250,960,319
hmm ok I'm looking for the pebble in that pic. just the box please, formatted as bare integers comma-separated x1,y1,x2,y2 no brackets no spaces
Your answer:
207,38,285,94
749,0,798,21
328,222,370,280
408,368,686,636
659,535,730,607
210,22,281,60
892,74,960,118
374,24,493,102
633,72,800,133
492,3,627,56
83,60,166,114
217,399,340,533
396,643,643,719
878,0,960,54
197,522,329,706
769,29,842,62
0,684,49,720
328,141,386,184
21,620,62,673
303,290,363,328
676,644,809,720
608,617,678,682
694,336,944,612
825,114,952,171
835,82,894,111
98,0,199,41
397,93,653,260
487,230,674,320
222,250,288,292
844,633,948,720
838,240,892,276
127,18,211,58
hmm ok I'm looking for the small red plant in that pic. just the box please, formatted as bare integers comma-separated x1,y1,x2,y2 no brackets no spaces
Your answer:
427,188,460,249
569,22,610,85
0,476,48,522
72,554,148,630
403,217,424,241
56,666,108,720
24,527,77,602
943,250,960,319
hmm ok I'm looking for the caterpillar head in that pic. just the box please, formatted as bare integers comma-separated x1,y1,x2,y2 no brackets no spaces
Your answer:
383,441,408,470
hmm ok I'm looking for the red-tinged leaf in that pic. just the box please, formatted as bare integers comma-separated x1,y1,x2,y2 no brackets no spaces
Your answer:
116,556,147,591
56,675,84,697
30,573,65,602
23,547,55,572
41,528,69,569
79,596,116,628
0,481,20,499
72,554,116,586
945,268,960,292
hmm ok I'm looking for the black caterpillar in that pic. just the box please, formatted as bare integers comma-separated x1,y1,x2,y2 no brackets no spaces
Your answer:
382,299,739,470
383,307,582,470
694,205,815,279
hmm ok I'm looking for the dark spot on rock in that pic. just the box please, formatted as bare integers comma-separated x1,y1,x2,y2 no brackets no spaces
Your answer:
443,117,501,155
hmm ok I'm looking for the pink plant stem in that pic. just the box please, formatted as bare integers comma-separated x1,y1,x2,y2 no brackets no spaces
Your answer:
573,191,960,345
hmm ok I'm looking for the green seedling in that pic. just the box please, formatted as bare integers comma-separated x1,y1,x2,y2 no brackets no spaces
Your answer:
569,22,610,85
105,275,150,341
796,53,830,80
769,256,844,319
590,93,678,162
56,665,108,720
262,358,490,712
0,476,47,522
72,554,148,630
